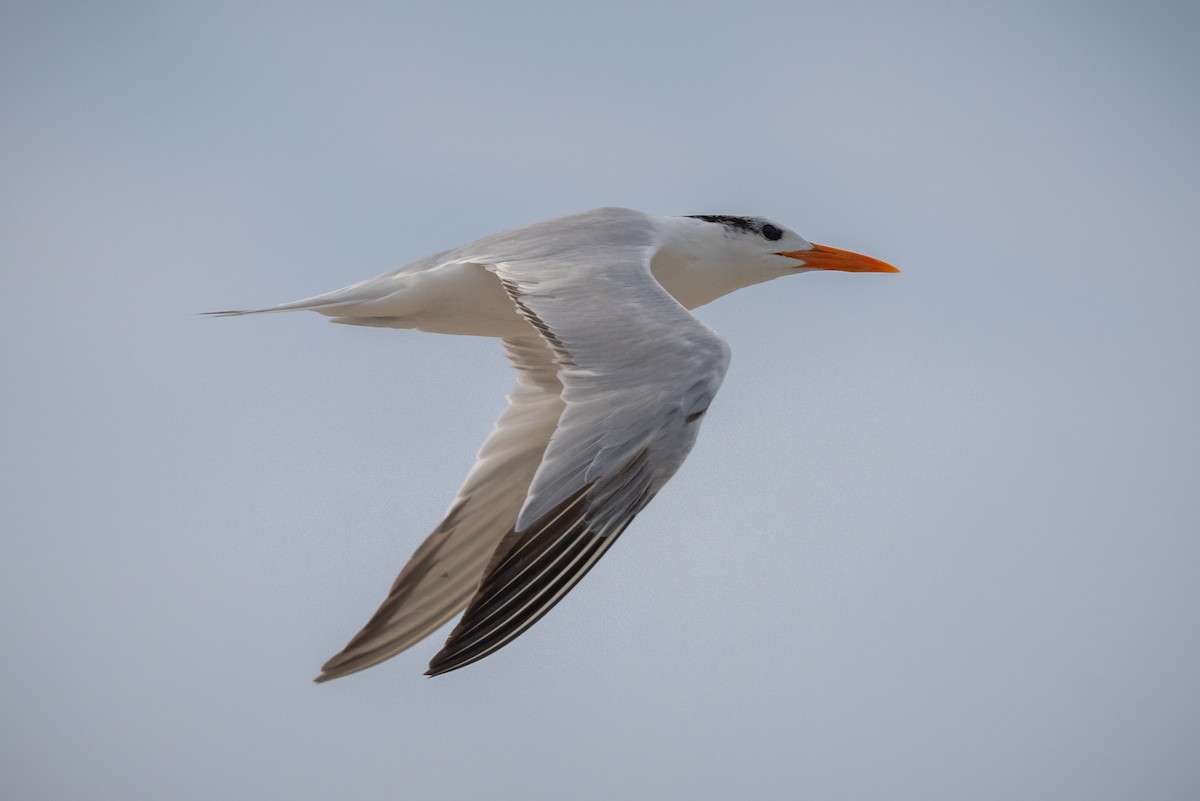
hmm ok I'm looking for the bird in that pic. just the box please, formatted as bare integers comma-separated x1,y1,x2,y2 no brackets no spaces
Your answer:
210,207,898,679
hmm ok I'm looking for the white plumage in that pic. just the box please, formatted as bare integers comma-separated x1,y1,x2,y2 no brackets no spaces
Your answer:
212,207,897,678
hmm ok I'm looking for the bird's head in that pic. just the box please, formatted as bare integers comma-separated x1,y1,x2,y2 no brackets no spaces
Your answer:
685,214,899,276
655,215,898,309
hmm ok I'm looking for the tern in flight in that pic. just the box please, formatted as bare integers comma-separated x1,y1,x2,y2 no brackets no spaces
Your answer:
212,207,898,678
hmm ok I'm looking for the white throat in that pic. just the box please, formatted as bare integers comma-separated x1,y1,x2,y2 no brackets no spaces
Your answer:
649,217,791,310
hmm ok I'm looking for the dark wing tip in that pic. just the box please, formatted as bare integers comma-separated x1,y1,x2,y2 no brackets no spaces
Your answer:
424,659,459,677
423,485,622,676
423,460,657,676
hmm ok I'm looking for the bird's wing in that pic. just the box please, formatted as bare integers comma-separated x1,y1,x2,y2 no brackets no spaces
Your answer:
426,210,731,675
316,336,564,682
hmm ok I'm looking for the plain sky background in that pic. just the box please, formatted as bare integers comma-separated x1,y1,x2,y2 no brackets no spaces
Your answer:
3,1,1198,799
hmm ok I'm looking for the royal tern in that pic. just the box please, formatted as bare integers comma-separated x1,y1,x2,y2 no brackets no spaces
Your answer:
212,207,898,678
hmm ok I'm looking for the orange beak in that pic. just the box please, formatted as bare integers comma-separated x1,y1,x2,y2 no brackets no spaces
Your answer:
776,243,900,273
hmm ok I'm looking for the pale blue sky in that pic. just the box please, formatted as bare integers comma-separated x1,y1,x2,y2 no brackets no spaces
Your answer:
3,2,1198,799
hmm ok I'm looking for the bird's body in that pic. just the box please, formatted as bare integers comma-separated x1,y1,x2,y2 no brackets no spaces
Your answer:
213,207,897,678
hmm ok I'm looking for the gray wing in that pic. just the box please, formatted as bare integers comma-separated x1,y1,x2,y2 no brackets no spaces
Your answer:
426,210,731,675
316,337,564,682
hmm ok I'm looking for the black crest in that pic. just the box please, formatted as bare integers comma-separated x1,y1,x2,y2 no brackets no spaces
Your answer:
687,215,763,235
